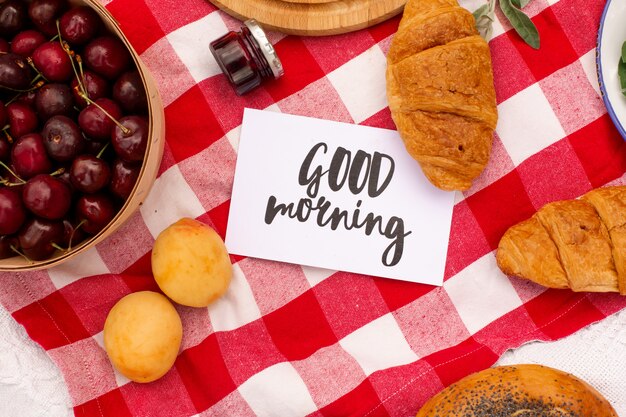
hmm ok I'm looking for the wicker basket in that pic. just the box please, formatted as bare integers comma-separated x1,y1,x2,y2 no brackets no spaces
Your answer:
0,0,166,271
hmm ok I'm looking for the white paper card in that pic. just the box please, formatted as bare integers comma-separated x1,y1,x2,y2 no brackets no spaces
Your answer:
225,109,455,285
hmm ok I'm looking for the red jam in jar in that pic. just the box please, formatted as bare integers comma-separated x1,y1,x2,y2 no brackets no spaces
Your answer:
210,19,284,95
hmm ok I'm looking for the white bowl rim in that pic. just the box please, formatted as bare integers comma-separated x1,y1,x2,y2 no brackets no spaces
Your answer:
597,0,626,140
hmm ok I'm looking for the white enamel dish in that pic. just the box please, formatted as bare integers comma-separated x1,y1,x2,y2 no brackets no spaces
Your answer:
597,0,626,139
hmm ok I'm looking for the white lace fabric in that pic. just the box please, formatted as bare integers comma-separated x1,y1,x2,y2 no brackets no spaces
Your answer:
0,306,72,417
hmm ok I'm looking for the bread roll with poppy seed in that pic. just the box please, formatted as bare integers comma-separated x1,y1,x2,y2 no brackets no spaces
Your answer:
416,365,617,417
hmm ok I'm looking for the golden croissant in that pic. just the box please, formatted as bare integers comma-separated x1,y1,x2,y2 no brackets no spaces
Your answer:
497,186,626,294
386,0,498,191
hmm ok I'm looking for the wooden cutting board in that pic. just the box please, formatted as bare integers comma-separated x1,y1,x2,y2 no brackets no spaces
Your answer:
209,0,406,36
280,0,336,3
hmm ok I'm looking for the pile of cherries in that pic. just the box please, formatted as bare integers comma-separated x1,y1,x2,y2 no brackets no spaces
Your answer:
0,0,149,262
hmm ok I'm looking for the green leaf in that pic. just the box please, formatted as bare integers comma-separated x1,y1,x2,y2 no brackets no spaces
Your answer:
499,0,540,49
473,4,490,20
482,23,494,41
511,0,532,8
475,17,494,40
622,41,626,64
619,59,626,96
473,2,496,41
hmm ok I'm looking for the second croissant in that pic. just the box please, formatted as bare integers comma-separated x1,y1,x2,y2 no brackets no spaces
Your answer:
497,186,626,294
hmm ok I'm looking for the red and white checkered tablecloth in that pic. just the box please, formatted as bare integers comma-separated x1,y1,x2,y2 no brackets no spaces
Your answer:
2,0,626,416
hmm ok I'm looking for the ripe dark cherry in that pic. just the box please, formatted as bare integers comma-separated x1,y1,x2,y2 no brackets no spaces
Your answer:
71,70,109,108
28,0,66,36
0,235,18,259
111,116,148,163
0,188,26,235
113,70,147,114
22,174,72,219
36,83,74,121
0,0,26,37
78,98,121,141
7,102,38,138
59,6,100,45
77,193,115,234
32,42,73,82
42,115,85,162
11,30,46,57
84,36,131,80
0,39,9,54
70,155,110,193
11,133,51,179
110,158,139,200
18,217,64,260
0,53,32,90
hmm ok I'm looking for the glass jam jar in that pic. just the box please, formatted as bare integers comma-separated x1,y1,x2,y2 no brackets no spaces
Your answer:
209,19,284,95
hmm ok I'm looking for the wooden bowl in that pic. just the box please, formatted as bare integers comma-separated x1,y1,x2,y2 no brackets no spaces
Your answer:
0,0,165,271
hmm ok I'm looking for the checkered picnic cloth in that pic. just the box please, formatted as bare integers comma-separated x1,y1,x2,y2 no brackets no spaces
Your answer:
1,0,625,415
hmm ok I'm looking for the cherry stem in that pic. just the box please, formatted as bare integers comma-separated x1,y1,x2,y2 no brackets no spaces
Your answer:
10,245,32,264
51,242,67,253
0,178,24,187
75,87,130,135
25,57,47,83
4,129,12,144
96,142,110,159
63,41,85,95
50,167,65,176
57,19,88,98
77,55,86,86
0,79,45,93
50,34,59,42
0,160,25,183
30,73,43,85
5,90,22,106
67,219,86,251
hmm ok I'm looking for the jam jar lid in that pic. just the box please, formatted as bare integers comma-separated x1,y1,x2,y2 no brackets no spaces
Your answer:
244,19,284,79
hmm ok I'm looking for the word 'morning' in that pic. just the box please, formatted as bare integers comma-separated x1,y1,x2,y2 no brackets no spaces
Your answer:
265,196,411,267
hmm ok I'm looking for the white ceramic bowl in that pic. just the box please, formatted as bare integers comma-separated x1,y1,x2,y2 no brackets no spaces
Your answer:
597,0,626,139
